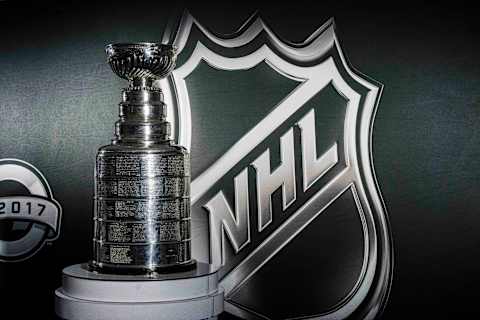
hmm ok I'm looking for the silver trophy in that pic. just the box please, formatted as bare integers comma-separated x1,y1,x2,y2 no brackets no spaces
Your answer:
93,43,196,274
55,43,223,320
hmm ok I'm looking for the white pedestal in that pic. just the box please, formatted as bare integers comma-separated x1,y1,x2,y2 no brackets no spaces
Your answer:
55,263,223,320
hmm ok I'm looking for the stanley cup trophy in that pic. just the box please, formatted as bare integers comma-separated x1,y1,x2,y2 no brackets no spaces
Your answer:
55,43,224,320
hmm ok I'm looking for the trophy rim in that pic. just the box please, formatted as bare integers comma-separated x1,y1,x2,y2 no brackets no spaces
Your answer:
105,42,177,54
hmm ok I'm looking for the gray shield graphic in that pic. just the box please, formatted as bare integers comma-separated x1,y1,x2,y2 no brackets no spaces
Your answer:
163,12,393,320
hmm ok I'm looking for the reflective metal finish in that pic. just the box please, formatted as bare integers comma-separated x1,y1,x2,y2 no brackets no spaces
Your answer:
91,43,195,274
106,43,176,82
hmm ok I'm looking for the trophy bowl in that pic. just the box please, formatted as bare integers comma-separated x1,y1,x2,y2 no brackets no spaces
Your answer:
105,42,177,81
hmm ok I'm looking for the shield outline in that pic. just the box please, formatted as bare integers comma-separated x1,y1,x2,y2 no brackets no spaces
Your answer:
162,11,393,320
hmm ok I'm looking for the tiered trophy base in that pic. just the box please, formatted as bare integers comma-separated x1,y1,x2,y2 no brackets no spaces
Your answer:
55,263,223,320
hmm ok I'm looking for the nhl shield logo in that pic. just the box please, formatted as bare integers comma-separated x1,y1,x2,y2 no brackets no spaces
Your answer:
163,11,393,320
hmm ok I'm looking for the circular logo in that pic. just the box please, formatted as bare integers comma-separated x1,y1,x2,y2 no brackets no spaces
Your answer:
0,159,62,262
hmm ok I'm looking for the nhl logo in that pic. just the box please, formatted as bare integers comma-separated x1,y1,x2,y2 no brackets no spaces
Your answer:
163,11,393,319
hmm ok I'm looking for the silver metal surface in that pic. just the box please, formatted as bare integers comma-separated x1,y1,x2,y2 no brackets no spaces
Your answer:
106,43,177,83
91,43,195,273
55,41,224,320
55,263,223,320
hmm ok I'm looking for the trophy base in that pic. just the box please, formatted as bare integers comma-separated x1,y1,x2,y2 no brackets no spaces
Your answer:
55,262,223,320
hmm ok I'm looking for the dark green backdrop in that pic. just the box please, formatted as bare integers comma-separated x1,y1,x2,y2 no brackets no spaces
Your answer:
0,1,478,319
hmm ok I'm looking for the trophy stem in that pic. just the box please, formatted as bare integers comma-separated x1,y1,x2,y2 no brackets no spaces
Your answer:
114,84,172,144
131,77,154,89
